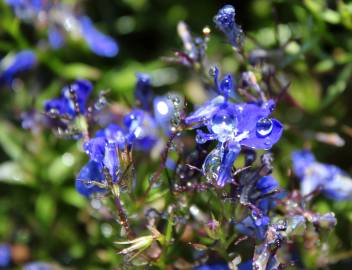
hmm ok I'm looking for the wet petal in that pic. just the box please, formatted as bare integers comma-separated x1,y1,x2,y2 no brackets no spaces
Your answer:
185,95,225,125
217,141,240,187
240,119,283,150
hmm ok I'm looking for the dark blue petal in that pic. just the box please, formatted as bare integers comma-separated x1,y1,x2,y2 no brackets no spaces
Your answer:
44,97,69,115
235,216,267,240
0,50,36,84
135,73,152,110
256,176,279,194
80,16,118,57
240,119,283,150
185,95,225,125
194,263,229,270
238,260,252,270
219,74,233,98
76,161,106,197
0,244,11,268
291,150,316,179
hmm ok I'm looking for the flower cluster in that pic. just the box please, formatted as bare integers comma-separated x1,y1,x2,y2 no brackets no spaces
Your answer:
5,0,118,57
16,3,349,270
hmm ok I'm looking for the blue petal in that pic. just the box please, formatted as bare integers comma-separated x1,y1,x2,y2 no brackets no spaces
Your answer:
80,16,118,57
0,244,11,268
23,262,53,270
256,176,279,194
76,161,106,197
0,50,36,84
96,123,126,147
240,119,283,150
323,166,352,200
291,150,316,179
83,137,106,162
103,143,120,182
194,263,229,270
44,97,69,115
185,95,225,125
217,141,240,187
48,26,65,49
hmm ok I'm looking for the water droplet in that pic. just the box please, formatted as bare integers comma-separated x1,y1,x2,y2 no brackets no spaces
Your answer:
209,66,217,77
202,148,222,183
196,134,206,144
94,96,107,110
210,109,237,140
256,117,273,137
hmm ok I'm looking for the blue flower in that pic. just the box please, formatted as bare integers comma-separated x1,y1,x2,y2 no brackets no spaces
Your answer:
214,5,243,47
189,97,283,186
0,244,11,268
80,16,118,57
76,124,127,196
134,73,153,110
292,150,352,200
44,80,93,117
0,50,36,84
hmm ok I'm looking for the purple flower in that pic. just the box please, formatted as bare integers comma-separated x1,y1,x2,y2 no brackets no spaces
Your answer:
189,97,283,186
0,50,36,84
0,244,11,268
292,150,352,200
214,5,243,48
44,80,93,117
80,16,118,57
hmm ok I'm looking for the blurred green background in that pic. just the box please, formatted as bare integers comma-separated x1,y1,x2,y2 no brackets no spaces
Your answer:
0,0,352,269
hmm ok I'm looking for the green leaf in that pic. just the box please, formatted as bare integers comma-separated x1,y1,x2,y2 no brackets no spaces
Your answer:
35,194,56,226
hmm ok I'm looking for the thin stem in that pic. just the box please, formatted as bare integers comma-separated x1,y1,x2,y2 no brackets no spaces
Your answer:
143,132,177,197
114,195,136,240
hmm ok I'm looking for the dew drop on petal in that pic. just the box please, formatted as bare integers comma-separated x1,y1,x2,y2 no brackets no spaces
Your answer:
256,117,273,137
202,148,222,183
210,109,237,140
